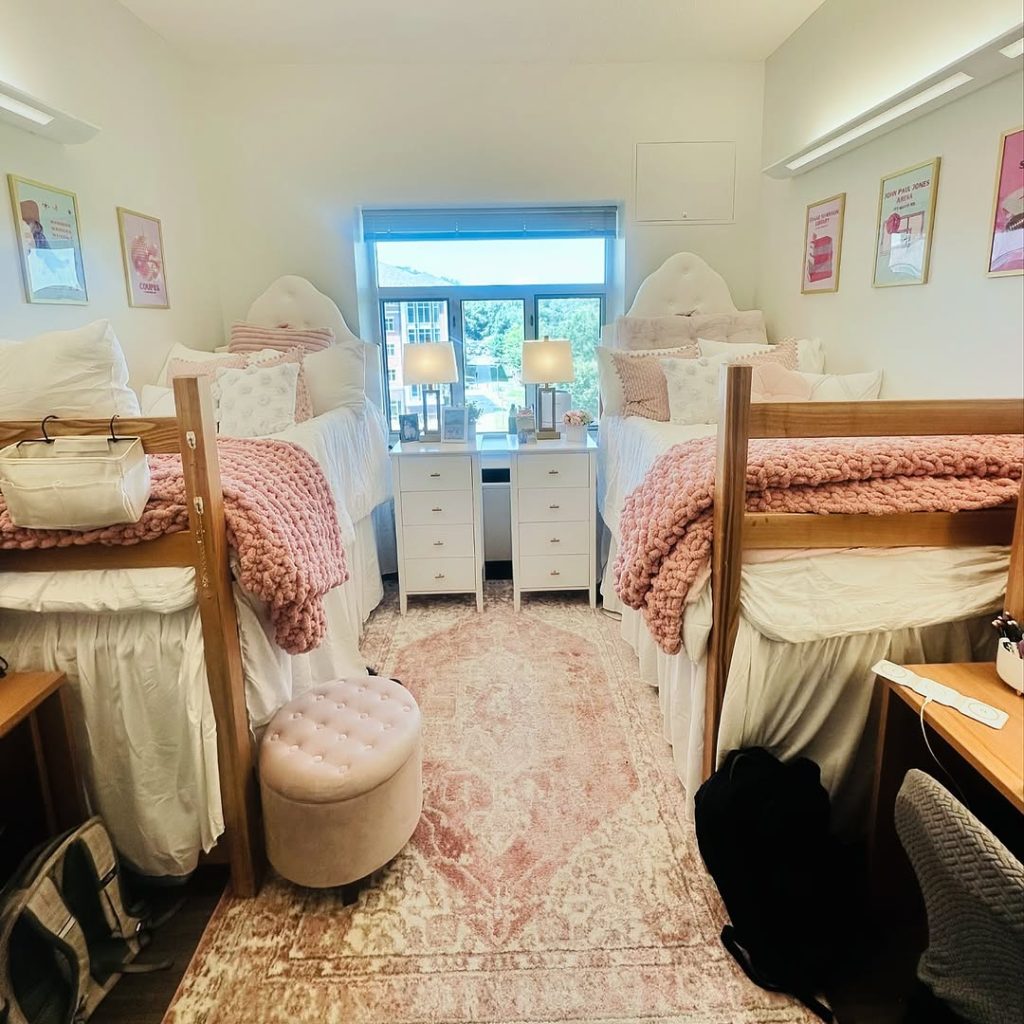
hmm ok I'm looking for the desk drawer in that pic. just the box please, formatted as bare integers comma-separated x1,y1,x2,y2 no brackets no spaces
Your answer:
403,523,475,560
517,487,590,523
401,489,473,526
399,456,472,492
404,556,477,593
516,453,589,489
519,553,590,590
518,521,589,557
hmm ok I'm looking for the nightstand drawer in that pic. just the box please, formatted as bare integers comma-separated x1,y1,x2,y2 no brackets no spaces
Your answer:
519,554,590,590
516,453,589,489
399,456,472,492
518,521,589,557
404,556,477,593
518,487,590,523
401,489,473,526
403,523,475,559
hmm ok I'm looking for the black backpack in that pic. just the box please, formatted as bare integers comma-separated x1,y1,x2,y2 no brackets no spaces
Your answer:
694,747,839,1022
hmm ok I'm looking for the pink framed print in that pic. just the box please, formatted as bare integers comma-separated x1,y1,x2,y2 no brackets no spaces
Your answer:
801,193,845,294
987,127,1024,277
117,207,169,308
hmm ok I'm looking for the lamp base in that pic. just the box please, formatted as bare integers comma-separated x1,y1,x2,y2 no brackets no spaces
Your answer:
535,384,561,441
421,386,442,442
536,429,561,440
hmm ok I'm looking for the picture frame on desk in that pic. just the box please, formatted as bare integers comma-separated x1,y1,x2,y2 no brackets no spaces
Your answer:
399,413,421,443
515,409,537,445
442,406,468,443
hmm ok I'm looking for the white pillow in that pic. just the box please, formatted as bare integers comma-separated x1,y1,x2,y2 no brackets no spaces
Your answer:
303,341,366,415
698,336,826,374
801,368,883,401
158,342,229,386
214,361,300,437
597,344,695,417
661,357,722,425
0,320,141,419
139,384,176,416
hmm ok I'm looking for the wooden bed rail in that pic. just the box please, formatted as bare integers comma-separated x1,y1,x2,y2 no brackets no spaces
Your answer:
0,376,262,897
702,364,1024,782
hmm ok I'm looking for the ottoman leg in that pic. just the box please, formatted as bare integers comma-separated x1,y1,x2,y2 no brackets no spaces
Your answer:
340,880,363,906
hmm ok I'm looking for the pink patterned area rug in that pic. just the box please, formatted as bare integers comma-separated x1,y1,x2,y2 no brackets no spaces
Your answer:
164,584,815,1024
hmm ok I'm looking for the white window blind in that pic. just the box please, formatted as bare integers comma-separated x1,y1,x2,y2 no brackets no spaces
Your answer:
360,205,617,241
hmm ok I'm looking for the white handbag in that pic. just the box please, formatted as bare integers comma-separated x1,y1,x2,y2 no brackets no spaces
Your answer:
0,417,152,531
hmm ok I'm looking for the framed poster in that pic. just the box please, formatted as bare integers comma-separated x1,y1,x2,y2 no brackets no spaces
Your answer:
7,175,88,304
801,193,845,294
117,207,169,308
399,413,421,443
987,127,1024,277
442,406,468,443
872,158,941,288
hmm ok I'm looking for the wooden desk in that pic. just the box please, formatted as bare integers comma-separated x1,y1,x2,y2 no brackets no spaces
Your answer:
870,662,1024,913
0,671,87,833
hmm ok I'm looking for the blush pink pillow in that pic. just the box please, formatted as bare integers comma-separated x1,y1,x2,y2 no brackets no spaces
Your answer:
611,345,698,420
726,339,799,371
249,347,314,422
228,322,335,356
166,355,246,380
750,363,813,402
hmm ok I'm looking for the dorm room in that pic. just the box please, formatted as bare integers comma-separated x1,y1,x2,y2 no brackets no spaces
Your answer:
1,1,1023,1023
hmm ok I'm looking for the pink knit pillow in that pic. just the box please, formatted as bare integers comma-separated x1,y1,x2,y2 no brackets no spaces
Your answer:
728,339,799,371
228,322,334,356
166,354,246,380
750,362,813,402
611,345,698,420
247,347,314,422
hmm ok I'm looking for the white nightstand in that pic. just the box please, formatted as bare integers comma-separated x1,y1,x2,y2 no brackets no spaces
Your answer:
509,435,598,611
390,440,485,614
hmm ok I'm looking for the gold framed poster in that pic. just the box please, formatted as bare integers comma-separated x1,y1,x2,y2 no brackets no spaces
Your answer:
117,207,169,308
872,157,941,288
801,192,845,294
986,126,1024,277
7,174,88,304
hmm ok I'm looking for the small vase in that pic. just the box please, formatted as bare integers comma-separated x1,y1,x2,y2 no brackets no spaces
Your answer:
564,424,587,445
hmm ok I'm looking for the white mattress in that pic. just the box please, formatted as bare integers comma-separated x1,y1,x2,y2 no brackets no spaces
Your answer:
0,401,392,877
598,414,1009,825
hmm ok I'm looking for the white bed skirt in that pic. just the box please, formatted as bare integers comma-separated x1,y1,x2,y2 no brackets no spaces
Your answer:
601,536,1001,830
0,513,384,878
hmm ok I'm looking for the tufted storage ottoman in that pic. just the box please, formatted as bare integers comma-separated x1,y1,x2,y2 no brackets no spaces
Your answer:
259,676,422,889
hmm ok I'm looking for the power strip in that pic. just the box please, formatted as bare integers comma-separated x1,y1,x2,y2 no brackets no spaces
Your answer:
872,660,1009,730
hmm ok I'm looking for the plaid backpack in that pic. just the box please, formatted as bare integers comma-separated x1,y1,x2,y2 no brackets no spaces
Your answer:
0,817,172,1024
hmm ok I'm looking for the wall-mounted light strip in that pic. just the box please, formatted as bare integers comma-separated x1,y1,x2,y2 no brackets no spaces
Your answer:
999,37,1024,59
785,72,973,171
0,91,55,126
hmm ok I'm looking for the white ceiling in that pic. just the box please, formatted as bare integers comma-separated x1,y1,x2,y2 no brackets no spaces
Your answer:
118,0,826,65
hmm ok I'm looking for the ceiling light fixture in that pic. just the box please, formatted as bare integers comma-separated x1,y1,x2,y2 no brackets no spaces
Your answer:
785,72,974,171
0,90,54,126
999,37,1024,59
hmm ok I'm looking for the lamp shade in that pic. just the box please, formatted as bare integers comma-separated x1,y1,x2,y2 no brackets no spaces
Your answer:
521,338,575,384
402,342,458,385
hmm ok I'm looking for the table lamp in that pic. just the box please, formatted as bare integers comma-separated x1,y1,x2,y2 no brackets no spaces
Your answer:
402,341,458,442
521,337,574,440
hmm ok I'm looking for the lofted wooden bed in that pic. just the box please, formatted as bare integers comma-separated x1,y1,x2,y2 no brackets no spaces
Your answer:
0,375,262,897
703,363,1024,780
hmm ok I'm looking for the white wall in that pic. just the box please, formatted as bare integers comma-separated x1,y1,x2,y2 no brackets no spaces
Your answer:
0,0,223,387
191,61,765,333
762,0,1023,168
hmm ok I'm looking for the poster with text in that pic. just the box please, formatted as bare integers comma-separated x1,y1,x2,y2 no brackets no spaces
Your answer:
873,158,941,288
801,193,845,294
8,175,88,304
988,127,1023,276
118,208,169,308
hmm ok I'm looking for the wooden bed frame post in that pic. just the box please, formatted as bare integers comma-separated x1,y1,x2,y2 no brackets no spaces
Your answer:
1006,477,1024,623
173,376,263,898
703,364,752,782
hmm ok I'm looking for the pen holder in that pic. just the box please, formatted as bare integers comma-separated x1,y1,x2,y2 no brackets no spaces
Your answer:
996,638,1024,695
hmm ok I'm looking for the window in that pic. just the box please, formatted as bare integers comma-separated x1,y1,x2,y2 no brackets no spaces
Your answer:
365,206,617,432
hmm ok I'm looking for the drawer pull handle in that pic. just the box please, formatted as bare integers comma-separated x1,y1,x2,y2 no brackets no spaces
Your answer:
549,569,561,577
548,469,559,475
431,507,443,512
434,572,446,580
433,541,444,546
550,538,561,544
429,472,441,478
548,504,560,510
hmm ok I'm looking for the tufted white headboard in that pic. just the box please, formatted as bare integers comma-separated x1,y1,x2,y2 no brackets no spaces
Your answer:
626,252,738,318
245,275,382,410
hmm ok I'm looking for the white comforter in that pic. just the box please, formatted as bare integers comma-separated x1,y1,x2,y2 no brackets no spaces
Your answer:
0,402,391,876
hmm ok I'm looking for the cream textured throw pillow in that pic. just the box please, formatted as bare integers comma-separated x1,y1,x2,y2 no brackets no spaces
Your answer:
603,345,698,420
214,361,301,437
750,363,883,402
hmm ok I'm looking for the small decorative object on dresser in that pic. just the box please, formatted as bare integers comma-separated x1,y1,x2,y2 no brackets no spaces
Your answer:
442,405,468,443
515,408,537,445
391,440,485,613
399,413,421,443
561,409,593,445
510,434,597,611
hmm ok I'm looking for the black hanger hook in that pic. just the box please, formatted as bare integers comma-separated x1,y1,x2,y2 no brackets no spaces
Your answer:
109,415,121,443
40,414,58,443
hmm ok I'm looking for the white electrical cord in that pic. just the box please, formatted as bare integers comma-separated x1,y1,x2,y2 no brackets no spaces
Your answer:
919,696,970,808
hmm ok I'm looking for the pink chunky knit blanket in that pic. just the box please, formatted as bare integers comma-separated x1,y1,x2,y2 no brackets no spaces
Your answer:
0,439,347,654
615,434,1023,655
